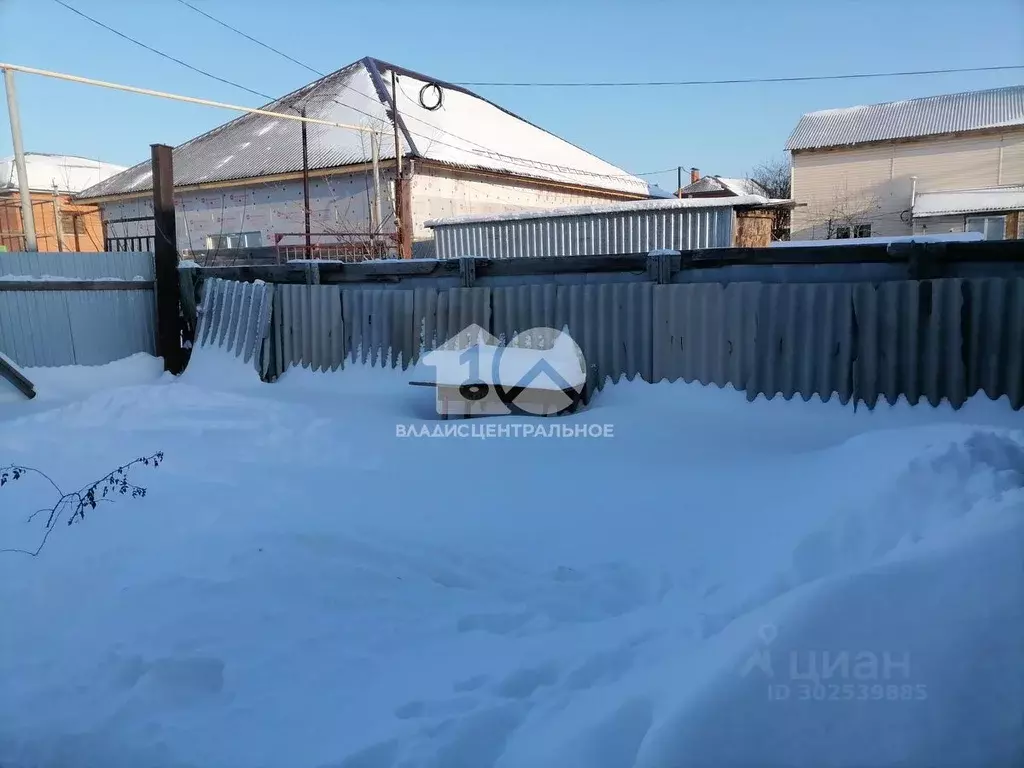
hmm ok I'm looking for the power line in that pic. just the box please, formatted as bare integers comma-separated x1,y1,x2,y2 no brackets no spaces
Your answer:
454,64,1024,87
171,0,324,79
49,0,659,188
50,0,274,102
163,1,649,186
635,168,681,177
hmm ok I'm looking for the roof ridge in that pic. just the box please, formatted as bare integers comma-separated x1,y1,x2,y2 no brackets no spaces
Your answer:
802,83,1024,117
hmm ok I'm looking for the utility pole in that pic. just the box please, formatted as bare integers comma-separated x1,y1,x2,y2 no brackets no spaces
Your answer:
300,106,311,255
3,68,37,251
151,144,184,374
677,166,682,198
391,69,409,259
371,130,382,238
52,182,64,252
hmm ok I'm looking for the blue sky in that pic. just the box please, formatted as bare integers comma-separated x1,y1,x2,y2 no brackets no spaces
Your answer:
1,0,1022,191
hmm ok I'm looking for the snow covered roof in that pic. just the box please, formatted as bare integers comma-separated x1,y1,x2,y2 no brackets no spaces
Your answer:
425,194,769,227
679,175,768,197
912,185,1024,217
78,57,648,200
786,85,1024,151
0,153,126,195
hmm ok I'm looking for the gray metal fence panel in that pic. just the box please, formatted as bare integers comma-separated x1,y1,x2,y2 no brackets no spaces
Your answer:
0,251,157,367
209,270,1024,411
553,282,653,389
432,208,733,259
491,284,560,345
0,250,154,279
273,284,343,374
438,288,492,347
654,282,856,403
963,277,1024,409
195,277,273,376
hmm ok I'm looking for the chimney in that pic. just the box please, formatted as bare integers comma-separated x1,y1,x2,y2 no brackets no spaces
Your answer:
690,167,700,184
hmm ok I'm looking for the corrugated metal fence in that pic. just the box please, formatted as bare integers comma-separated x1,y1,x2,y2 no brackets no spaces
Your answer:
0,251,156,367
431,206,734,259
194,273,1024,409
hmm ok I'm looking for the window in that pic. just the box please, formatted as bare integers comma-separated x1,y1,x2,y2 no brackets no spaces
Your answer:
205,231,263,249
966,216,1006,241
59,213,87,235
834,223,871,240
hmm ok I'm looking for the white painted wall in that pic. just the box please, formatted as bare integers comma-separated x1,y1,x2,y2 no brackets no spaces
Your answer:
100,165,641,252
791,127,1024,240
410,166,631,240
101,170,395,251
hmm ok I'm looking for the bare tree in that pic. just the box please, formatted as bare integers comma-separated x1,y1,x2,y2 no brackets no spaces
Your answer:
813,182,884,240
749,155,792,240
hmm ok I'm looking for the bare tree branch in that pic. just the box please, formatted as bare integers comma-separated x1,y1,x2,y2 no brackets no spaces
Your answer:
1,453,164,557
749,155,792,240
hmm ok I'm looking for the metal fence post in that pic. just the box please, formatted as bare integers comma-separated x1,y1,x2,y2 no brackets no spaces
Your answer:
151,143,185,374
459,256,476,288
646,250,677,284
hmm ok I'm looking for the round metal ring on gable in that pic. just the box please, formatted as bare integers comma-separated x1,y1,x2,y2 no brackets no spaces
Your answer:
419,83,443,111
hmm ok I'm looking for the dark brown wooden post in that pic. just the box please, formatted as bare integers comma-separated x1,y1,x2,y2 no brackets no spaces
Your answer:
151,143,184,374
398,173,413,259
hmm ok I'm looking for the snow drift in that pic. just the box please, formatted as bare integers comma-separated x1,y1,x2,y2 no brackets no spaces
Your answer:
0,351,1022,768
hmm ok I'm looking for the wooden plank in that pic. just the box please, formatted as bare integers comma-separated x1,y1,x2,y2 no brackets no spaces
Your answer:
0,352,35,399
0,280,154,291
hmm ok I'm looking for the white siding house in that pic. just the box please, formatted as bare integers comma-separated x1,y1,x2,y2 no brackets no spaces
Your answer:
77,57,651,259
787,85,1024,241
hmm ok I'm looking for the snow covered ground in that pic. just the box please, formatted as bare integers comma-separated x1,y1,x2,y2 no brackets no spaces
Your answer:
1,349,1023,768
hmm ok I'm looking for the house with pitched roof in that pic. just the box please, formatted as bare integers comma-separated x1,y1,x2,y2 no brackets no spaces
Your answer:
77,57,652,259
1,153,125,252
677,173,768,199
786,85,1024,241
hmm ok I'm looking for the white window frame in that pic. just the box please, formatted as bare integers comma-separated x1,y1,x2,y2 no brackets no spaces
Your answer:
965,216,1006,241
205,231,263,249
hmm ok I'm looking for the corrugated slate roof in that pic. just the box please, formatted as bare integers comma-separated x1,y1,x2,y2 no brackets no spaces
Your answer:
785,84,1024,151
0,153,125,194
679,176,768,197
913,185,1024,217
79,57,647,200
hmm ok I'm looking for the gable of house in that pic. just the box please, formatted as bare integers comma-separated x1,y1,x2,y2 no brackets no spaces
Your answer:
788,86,1024,240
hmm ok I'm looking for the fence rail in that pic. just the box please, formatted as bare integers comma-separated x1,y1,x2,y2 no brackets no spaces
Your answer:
105,235,155,252
191,240,1024,288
